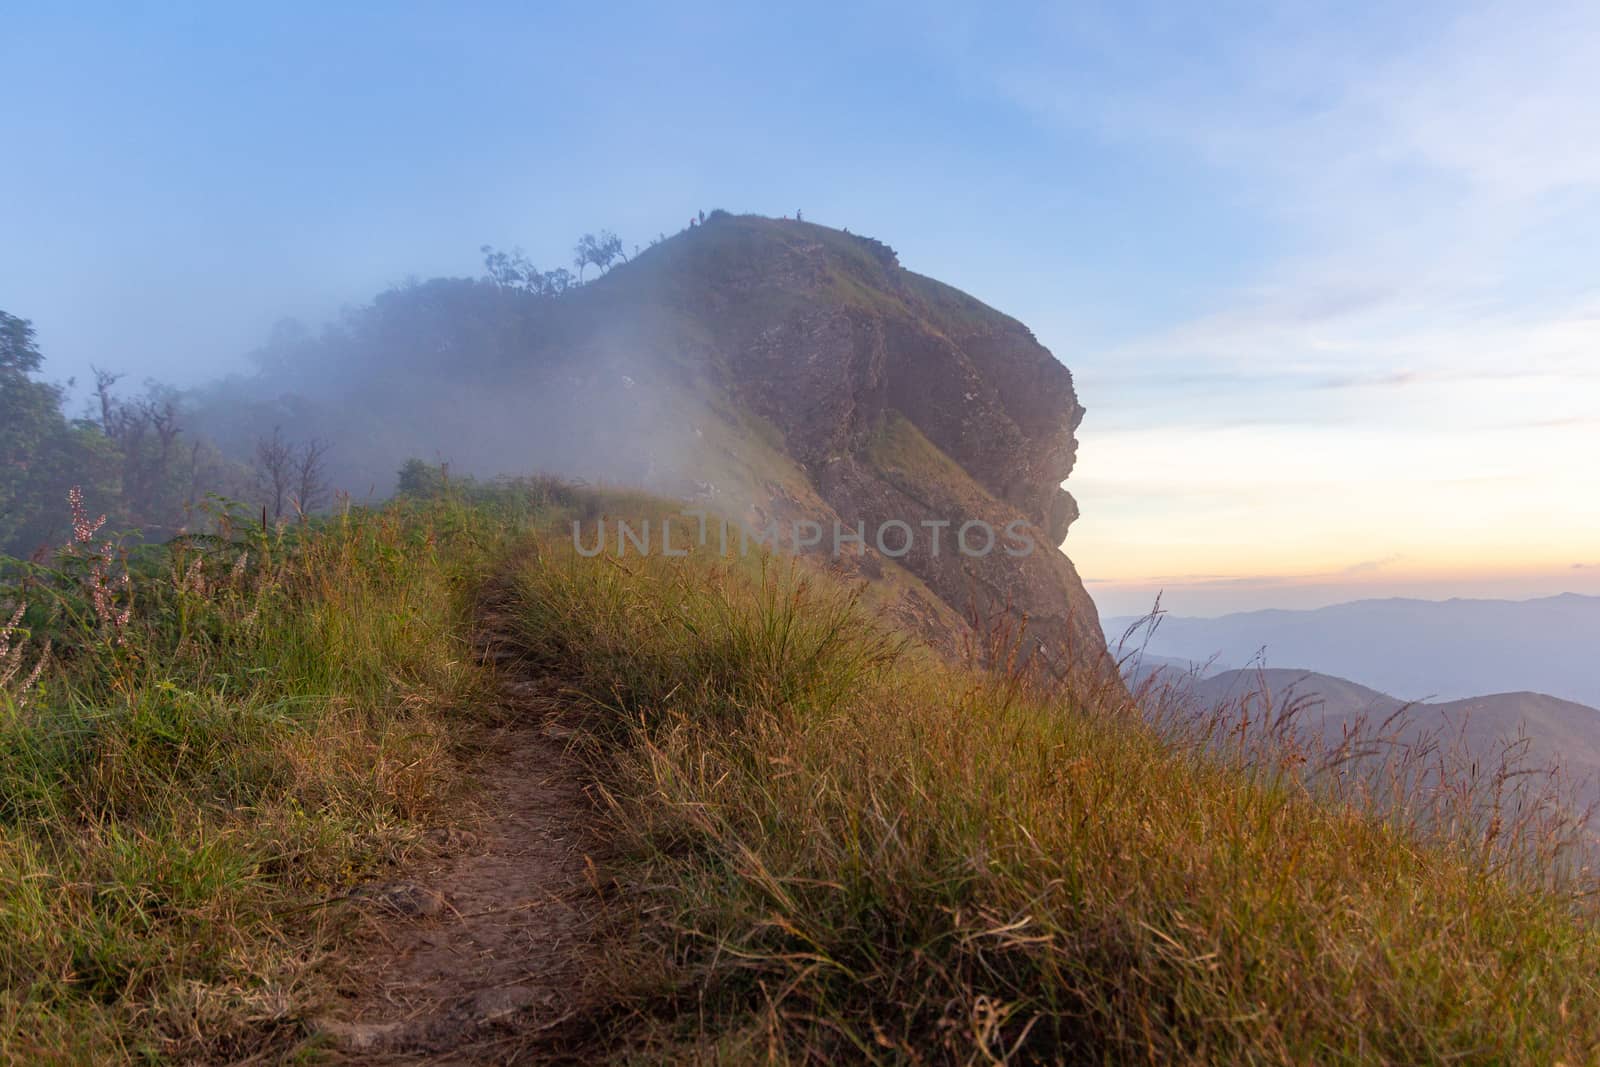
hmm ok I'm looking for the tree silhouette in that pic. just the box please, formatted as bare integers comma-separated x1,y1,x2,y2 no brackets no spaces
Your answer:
572,230,626,281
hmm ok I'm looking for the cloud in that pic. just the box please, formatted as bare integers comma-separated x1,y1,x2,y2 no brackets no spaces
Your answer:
974,1,1600,343
1129,574,1300,588
1341,555,1405,576
1129,556,1407,588
1315,371,1422,390
929,3,1600,602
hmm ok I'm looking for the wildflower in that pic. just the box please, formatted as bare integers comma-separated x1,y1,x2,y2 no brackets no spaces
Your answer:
64,489,133,645
174,556,205,596
14,640,50,709
1,602,50,709
0,602,26,682
68,485,107,545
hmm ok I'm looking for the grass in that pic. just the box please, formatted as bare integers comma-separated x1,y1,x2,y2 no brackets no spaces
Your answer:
866,411,990,502
6,481,1599,1063
0,490,515,1062
499,520,1600,1065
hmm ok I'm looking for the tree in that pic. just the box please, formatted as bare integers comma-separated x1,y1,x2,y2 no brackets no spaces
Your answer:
1,311,253,554
0,312,119,554
572,230,626,281
87,370,195,531
255,427,294,521
481,244,535,289
396,458,449,498
482,245,579,296
256,427,332,520
1,311,44,375
293,437,330,515
485,230,626,290
397,458,443,498
90,366,123,434
533,267,575,296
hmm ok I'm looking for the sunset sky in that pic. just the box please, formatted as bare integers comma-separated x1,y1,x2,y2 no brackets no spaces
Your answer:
3,2,1597,616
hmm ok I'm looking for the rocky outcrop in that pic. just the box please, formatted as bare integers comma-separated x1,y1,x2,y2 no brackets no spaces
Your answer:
582,214,1111,680
339,215,1115,679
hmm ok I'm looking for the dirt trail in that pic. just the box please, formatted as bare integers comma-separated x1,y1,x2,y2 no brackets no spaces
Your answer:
315,665,607,1064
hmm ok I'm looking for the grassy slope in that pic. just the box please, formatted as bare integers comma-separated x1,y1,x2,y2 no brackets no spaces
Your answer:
502,513,1600,1065
866,410,993,507
5,488,1600,1063
0,494,519,1062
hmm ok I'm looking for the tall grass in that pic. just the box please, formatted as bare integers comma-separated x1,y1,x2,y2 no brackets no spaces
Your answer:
1113,618,1598,892
503,528,1600,1064
8,479,1598,1062
0,490,507,1062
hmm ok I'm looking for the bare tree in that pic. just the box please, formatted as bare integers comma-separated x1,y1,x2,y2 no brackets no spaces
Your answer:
90,366,124,435
255,426,294,521
292,437,330,516
141,396,181,464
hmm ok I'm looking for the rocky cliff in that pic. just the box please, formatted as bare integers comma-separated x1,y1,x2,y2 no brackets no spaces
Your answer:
580,214,1110,678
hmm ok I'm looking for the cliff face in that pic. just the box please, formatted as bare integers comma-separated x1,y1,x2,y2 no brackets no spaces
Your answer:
581,214,1110,678
228,213,1112,678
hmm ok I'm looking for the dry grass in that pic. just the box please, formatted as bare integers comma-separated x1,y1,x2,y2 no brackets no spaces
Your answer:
501,522,1600,1065
8,479,1599,1063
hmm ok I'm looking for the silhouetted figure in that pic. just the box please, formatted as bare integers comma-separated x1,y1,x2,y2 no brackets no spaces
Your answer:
698,209,705,224
796,209,804,222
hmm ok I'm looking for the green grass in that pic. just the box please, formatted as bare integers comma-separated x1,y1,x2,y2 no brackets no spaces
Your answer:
866,410,988,500
500,525,1600,1065
0,493,515,1062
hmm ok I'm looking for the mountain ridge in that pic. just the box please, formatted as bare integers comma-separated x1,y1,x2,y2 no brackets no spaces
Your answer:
1106,592,1600,706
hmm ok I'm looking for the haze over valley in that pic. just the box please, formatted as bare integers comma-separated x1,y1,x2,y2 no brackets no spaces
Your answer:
1108,592,1600,708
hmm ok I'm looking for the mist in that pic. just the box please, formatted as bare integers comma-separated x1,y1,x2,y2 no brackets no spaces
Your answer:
183,258,718,505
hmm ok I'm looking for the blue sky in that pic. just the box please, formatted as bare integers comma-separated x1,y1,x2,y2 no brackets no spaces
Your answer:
4,2,1598,614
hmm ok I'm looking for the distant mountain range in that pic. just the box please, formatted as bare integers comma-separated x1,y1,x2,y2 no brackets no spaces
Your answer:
1122,664,1600,811
1104,592,1600,708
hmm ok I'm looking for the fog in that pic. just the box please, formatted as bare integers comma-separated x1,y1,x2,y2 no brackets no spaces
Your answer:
181,265,714,503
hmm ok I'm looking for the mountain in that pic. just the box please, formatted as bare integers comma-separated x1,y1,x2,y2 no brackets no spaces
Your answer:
1136,665,1600,809
192,214,1113,677
1105,593,1600,707
1189,668,1406,722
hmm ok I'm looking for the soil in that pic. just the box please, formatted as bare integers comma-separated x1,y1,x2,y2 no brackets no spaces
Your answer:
312,671,608,1065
